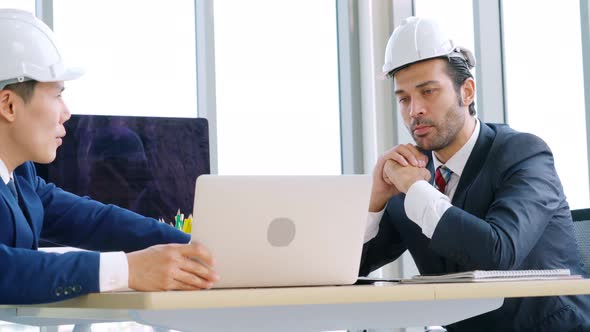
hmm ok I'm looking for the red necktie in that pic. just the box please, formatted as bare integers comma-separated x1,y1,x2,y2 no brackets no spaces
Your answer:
434,165,452,194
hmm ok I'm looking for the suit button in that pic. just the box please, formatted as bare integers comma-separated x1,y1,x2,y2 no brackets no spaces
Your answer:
64,287,72,296
55,286,63,297
73,285,82,293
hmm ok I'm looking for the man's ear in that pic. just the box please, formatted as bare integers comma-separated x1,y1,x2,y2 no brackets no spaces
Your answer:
0,90,18,123
461,78,476,106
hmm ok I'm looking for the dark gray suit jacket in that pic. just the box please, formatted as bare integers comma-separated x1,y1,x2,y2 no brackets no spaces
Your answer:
360,122,590,331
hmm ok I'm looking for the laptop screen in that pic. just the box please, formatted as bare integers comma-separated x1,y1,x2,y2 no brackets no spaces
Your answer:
35,115,210,221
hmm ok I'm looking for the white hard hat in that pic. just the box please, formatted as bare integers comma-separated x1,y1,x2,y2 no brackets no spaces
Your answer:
0,9,84,90
382,16,475,78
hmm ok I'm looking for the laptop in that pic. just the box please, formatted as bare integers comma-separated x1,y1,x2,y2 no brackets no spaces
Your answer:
191,175,372,288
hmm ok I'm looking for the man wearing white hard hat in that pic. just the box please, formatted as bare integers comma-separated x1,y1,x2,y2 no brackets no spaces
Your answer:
359,16,590,331
0,9,218,304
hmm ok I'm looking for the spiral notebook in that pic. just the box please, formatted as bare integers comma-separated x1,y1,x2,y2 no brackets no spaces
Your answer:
402,269,582,283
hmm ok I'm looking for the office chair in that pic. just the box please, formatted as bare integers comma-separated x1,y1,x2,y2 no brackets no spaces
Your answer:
571,208,590,275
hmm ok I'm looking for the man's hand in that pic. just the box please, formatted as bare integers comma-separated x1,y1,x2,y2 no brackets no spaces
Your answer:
127,242,219,291
383,159,431,193
370,144,429,212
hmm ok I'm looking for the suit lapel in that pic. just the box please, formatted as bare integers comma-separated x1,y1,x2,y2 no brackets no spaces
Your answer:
6,177,35,248
0,181,19,215
451,122,496,208
427,157,435,186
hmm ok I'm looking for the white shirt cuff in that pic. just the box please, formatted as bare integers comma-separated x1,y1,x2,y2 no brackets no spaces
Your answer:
404,180,452,238
99,251,129,292
364,208,385,243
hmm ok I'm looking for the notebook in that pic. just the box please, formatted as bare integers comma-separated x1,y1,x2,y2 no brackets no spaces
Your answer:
402,269,581,283
191,175,372,288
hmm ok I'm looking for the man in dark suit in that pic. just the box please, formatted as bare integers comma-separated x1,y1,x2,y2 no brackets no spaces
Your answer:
361,16,590,331
0,9,218,304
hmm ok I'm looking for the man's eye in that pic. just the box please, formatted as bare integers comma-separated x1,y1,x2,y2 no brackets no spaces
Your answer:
398,97,409,104
423,89,436,95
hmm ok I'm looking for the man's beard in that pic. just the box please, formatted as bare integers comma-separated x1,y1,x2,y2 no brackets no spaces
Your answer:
409,104,465,151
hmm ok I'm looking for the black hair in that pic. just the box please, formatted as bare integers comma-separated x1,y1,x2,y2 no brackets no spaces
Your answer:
4,80,38,103
444,57,476,116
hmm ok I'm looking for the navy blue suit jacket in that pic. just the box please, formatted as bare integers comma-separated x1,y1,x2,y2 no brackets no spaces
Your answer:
0,161,190,304
360,122,590,331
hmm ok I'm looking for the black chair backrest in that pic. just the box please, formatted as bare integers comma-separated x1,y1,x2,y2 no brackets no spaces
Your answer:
571,208,590,275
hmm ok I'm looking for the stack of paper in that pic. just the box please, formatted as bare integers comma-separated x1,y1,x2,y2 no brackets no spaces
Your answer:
402,269,582,283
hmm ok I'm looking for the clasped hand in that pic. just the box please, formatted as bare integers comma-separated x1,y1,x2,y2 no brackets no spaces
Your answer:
370,144,431,212
383,159,431,193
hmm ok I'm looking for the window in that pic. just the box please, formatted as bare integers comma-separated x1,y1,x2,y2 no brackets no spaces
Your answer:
503,1,588,208
53,1,197,118
214,0,341,175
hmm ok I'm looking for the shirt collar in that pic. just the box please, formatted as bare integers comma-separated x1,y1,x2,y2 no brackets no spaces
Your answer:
0,159,12,185
432,117,480,177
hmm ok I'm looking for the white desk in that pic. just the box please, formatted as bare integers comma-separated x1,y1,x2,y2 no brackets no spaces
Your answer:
2,279,590,331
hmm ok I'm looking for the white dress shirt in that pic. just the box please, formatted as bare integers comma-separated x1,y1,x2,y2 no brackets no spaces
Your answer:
365,118,480,241
0,160,129,292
